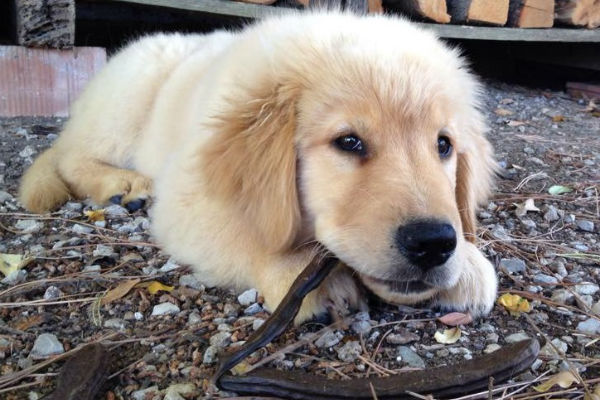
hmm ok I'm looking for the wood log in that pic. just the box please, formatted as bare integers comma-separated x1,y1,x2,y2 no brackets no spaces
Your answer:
384,0,450,23
368,0,384,14
447,0,510,26
555,0,600,29
11,0,75,48
508,0,554,27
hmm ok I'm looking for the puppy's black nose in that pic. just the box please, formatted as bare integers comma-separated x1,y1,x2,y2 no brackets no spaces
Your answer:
396,221,456,271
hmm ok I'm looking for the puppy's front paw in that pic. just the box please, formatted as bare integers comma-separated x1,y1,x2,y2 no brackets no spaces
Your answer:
295,264,366,325
435,242,498,318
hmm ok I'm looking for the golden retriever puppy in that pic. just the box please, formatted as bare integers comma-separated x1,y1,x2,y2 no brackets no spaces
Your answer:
20,11,498,323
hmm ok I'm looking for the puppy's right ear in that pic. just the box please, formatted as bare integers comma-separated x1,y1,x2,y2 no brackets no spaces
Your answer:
455,112,496,243
201,82,302,253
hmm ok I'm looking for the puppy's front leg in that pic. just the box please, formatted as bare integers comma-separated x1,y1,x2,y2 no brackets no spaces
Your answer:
435,242,498,317
256,254,365,325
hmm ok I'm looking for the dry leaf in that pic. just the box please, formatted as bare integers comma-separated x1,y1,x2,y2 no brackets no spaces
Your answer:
437,312,473,326
146,281,174,295
497,293,530,316
231,361,251,376
0,253,33,277
101,278,141,305
13,314,49,331
507,120,526,127
500,98,514,105
434,327,461,344
552,115,566,122
495,108,514,116
584,384,600,400
548,185,573,195
515,198,540,217
534,371,578,392
84,209,105,222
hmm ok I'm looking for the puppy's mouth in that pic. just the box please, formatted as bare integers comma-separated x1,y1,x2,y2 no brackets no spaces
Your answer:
359,274,433,294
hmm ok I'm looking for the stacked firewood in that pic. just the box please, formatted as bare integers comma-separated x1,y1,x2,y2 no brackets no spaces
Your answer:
238,0,600,28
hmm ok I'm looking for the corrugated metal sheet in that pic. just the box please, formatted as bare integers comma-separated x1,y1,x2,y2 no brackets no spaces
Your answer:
0,46,106,117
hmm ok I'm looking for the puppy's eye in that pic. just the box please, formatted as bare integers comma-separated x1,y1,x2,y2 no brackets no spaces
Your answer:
334,134,366,156
437,136,452,159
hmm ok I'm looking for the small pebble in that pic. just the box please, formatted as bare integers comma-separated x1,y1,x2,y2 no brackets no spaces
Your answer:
253,319,265,330
244,303,262,315
151,303,180,316
533,274,558,285
336,340,362,362
209,332,232,348
577,318,600,334
386,331,420,345
505,332,530,344
574,283,599,296
30,333,64,359
543,206,560,222
160,258,180,273
576,220,594,232
15,219,43,234
92,244,115,258
396,346,425,369
237,288,258,306
71,224,93,234
500,258,526,274
484,344,501,354
104,318,127,331
179,274,205,291
315,331,343,348
131,386,159,400
351,311,371,335
43,286,62,300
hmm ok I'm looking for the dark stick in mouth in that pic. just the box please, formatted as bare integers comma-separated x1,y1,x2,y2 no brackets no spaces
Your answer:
212,255,540,399
211,254,339,385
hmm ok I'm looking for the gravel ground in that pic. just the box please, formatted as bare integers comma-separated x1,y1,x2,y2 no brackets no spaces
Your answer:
0,81,599,399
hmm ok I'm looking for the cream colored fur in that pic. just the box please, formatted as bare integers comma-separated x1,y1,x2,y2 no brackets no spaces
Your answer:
19,12,498,323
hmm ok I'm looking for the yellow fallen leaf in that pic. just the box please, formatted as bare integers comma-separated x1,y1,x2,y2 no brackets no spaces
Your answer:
0,253,33,277
434,327,461,344
497,293,530,316
146,281,174,295
534,371,578,392
84,209,105,222
231,361,251,376
101,278,141,305
552,115,566,122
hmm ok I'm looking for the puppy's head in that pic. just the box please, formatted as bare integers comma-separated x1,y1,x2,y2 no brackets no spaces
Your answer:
202,13,495,304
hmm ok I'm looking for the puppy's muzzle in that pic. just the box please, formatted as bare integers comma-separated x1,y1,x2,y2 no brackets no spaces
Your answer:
396,220,456,271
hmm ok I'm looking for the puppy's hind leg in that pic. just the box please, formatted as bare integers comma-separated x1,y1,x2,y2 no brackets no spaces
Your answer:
57,154,152,212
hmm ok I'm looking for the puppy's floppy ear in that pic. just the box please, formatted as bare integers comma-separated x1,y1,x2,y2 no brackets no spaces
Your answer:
202,82,301,253
455,112,496,243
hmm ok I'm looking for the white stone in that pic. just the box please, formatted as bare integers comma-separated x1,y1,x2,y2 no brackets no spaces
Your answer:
30,333,64,359
237,288,258,306
151,303,180,316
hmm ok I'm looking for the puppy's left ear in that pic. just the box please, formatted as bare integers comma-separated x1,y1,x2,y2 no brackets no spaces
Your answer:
455,112,496,243
202,82,302,253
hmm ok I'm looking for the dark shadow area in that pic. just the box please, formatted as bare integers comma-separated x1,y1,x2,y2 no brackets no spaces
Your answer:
75,1,600,89
0,0,15,45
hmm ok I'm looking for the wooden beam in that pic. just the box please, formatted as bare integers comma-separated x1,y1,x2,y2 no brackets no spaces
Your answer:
555,0,600,29
508,0,554,28
106,0,600,42
12,0,75,48
384,0,451,23
447,0,510,26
